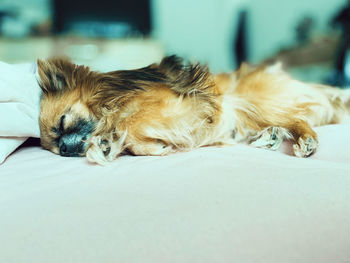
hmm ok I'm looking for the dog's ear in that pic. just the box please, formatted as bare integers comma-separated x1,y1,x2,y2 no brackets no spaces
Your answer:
264,62,283,74
236,62,257,79
37,58,76,95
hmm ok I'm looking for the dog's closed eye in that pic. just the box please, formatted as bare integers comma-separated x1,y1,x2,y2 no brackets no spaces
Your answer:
59,115,65,133
51,115,65,136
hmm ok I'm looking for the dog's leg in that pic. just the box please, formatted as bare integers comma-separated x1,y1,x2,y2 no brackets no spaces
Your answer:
250,126,291,150
288,120,318,157
248,121,318,157
128,139,174,156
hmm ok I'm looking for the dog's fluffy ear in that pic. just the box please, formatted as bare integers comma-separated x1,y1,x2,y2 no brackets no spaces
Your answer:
265,62,283,74
37,58,76,95
236,62,256,79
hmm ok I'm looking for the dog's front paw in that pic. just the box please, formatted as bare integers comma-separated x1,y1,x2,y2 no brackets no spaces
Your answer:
86,135,110,165
293,135,318,158
87,131,128,165
250,126,291,151
99,138,112,156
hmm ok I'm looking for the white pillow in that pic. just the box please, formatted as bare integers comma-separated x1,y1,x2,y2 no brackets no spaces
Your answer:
0,137,27,164
0,62,41,164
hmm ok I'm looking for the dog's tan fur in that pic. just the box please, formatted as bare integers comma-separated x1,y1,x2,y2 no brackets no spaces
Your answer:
37,56,350,164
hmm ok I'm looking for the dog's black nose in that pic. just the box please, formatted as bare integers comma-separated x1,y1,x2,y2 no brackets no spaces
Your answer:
60,142,68,155
59,135,85,157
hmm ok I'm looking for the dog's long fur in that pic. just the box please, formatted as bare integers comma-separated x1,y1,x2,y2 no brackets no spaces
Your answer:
37,55,350,164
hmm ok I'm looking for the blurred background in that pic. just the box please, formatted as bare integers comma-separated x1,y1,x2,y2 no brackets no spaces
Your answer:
0,0,350,86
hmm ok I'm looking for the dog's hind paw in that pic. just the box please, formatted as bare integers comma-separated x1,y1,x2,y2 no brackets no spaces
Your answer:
250,126,291,151
293,135,318,158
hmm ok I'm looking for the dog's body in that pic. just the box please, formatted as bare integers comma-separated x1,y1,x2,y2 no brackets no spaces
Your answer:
38,56,350,164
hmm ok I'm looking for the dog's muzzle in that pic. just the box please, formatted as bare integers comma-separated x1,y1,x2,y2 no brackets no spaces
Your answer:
57,117,95,157
59,133,89,157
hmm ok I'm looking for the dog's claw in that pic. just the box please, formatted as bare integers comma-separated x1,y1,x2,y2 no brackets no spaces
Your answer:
250,126,289,151
293,136,318,158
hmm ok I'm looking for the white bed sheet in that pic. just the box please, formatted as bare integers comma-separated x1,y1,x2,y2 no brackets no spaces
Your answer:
0,123,350,263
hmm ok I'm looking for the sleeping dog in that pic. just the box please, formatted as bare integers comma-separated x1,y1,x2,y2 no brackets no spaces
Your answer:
37,56,350,164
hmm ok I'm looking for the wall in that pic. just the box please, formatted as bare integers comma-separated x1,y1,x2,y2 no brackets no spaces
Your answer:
152,0,347,71
152,0,248,72
247,0,347,62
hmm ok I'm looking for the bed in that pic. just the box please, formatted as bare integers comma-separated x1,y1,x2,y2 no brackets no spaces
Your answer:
1,120,350,263
1,44,350,262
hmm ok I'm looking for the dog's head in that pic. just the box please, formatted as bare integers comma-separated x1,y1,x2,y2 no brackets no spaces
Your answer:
37,58,164,157
37,58,99,157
